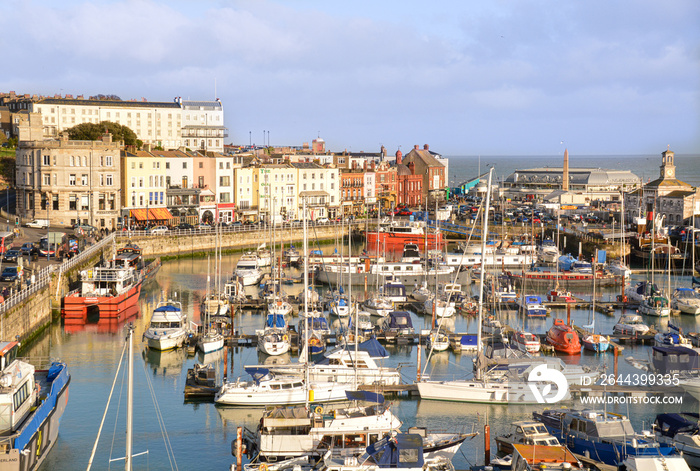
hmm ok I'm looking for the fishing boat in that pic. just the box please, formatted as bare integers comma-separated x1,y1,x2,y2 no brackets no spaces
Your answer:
546,319,581,354
61,263,142,325
365,219,443,251
214,367,349,406
143,299,190,351
517,295,547,318
533,408,674,466
0,341,70,471
512,331,540,354
257,312,290,356
495,421,560,454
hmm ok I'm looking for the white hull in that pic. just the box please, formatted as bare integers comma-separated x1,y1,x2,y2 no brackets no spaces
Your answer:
676,299,700,316
613,324,650,335
215,381,349,406
145,329,189,351
638,301,670,317
417,379,567,404
198,332,225,353
257,331,291,356
237,269,264,286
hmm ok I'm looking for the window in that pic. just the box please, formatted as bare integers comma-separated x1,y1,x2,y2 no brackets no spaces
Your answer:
219,193,230,203
165,162,170,169
226,162,230,169
106,174,113,186
80,195,89,210
99,174,104,186
70,156,75,166
183,162,187,169
139,178,144,188
139,162,143,169
69,174,76,186
52,194,59,210
69,195,77,210
105,155,113,166
199,162,203,169
131,162,135,169
43,155,50,165
220,176,230,186
198,176,204,187
81,174,88,185
43,174,50,185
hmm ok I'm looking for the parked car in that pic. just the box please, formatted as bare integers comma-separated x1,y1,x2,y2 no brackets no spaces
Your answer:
149,225,169,234
197,224,212,231
25,219,49,229
230,221,243,227
176,223,194,230
315,217,329,224
0,266,20,282
2,249,20,263
20,243,35,256
398,209,413,216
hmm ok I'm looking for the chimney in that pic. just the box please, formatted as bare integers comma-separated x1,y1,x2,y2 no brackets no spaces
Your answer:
396,149,402,165
562,149,569,191
371,161,376,171
363,161,367,171
423,144,429,151
408,162,415,174
414,145,419,150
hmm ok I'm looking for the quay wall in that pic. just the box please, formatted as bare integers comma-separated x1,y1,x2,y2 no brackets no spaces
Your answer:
1,283,51,344
114,225,352,259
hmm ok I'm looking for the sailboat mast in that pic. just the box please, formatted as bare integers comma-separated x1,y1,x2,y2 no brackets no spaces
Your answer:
125,324,134,471
303,198,310,409
476,168,494,369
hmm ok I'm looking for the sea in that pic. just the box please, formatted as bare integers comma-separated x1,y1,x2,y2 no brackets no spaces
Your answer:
29,153,700,471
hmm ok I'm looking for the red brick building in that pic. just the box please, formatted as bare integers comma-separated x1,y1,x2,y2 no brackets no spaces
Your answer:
396,149,422,206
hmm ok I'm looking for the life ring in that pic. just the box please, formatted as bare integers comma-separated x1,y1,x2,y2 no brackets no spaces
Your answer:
315,406,323,415
282,335,289,342
260,464,268,471
309,338,319,346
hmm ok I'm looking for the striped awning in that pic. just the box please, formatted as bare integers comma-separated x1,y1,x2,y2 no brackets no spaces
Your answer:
130,208,174,221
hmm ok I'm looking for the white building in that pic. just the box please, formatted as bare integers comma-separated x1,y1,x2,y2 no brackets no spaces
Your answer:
179,99,227,153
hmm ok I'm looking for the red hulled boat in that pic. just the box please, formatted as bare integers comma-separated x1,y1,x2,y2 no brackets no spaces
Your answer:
61,264,142,325
365,219,443,251
546,319,581,355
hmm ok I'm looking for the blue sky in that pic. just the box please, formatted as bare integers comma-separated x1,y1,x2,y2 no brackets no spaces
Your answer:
2,0,698,155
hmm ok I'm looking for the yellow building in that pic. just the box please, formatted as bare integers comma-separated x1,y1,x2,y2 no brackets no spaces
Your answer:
121,150,173,227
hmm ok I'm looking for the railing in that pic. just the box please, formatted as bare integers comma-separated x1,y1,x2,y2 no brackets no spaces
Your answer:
0,232,116,316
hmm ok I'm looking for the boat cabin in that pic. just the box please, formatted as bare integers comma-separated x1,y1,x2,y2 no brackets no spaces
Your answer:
651,346,699,375
0,341,37,434
79,266,139,297
113,243,143,269
511,444,582,471
382,311,414,335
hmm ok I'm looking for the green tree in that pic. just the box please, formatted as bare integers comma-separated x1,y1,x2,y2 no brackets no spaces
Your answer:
66,121,140,147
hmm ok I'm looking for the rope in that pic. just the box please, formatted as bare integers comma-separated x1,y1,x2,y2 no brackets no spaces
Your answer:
86,338,128,471
140,351,179,470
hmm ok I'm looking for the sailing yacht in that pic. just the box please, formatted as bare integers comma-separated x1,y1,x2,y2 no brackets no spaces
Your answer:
257,311,291,356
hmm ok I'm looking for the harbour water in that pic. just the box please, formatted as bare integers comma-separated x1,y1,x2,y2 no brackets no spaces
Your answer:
30,253,700,471
29,153,700,470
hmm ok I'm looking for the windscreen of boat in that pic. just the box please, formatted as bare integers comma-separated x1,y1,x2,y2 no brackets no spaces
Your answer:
237,260,258,270
587,419,635,438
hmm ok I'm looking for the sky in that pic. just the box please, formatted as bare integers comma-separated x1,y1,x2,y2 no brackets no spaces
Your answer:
2,0,699,156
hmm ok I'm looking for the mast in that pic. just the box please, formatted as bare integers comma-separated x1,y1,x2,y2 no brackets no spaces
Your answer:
125,324,134,471
476,168,494,380
349,221,358,388
303,198,310,408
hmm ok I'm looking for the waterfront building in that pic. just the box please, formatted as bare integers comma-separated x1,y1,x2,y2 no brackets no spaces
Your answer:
624,148,699,227
396,151,423,207
375,159,398,210
121,149,172,227
401,145,446,202
257,164,294,222
15,113,121,229
214,153,238,222
290,162,340,220
341,167,366,217
234,166,260,222
179,99,226,153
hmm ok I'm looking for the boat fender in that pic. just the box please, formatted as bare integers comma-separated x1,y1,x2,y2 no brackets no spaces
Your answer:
260,463,268,471
315,406,323,415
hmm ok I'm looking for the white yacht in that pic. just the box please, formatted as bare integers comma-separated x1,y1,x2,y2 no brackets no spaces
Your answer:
613,313,650,335
235,254,264,286
423,294,456,318
144,299,189,351
362,295,393,317
411,281,432,302
257,312,291,356
672,287,700,315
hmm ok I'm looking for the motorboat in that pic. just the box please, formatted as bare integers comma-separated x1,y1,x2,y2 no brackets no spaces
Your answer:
488,357,600,385
517,295,547,318
143,299,190,351
488,275,518,309
654,322,692,347
495,420,560,454
613,313,650,335
0,341,70,471
381,276,408,303
605,259,632,279
680,377,700,401
654,413,700,471
235,254,264,286
546,290,575,303
256,244,272,267
651,346,699,375
581,333,610,353
214,367,349,406
546,319,581,354
268,298,293,318
622,455,691,471
362,295,393,317
200,293,230,318
257,312,290,356
283,244,301,265
510,444,584,471
512,331,540,354
537,239,560,264
558,254,592,273
400,243,422,263
672,288,700,315
380,311,414,336
534,408,674,466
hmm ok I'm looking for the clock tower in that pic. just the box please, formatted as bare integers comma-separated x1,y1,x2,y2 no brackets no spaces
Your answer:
660,148,676,179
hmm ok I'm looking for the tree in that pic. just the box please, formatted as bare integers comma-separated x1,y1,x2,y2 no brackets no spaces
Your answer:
93,94,122,101
66,121,140,147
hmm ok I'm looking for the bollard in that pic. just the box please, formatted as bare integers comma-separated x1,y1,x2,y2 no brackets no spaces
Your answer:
484,424,491,465
416,341,421,382
236,427,243,471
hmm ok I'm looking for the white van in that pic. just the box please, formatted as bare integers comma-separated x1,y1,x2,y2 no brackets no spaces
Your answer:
26,219,49,229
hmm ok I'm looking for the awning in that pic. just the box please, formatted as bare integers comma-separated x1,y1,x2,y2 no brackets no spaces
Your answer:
129,208,174,221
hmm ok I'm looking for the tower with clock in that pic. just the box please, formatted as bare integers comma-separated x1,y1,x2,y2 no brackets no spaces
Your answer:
660,148,675,179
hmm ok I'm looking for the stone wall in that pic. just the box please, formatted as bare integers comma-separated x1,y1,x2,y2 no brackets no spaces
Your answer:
1,283,51,342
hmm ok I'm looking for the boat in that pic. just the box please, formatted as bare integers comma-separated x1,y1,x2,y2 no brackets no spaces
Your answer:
546,319,581,354
197,259,226,354
672,288,700,315
426,329,450,352
487,357,600,385
625,281,658,304
257,312,291,356
256,243,272,267
442,243,535,269
613,313,650,335
361,295,393,317
400,243,421,263
328,295,352,318
423,294,456,318
315,261,467,288
411,281,432,302
283,244,301,265
61,263,142,325
605,259,632,278
638,292,671,317
680,377,700,401
113,242,161,283
622,455,692,471
322,432,456,471
381,276,408,303
495,420,560,454
488,275,518,309
546,290,575,303
533,408,674,466
364,218,443,251
143,299,190,351
298,312,332,354
482,316,507,341
581,333,609,353
214,367,350,406
507,269,622,289
512,331,540,354
241,391,469,464
654,413,700,471
517,295,547,318
235,254,264,286
200,292,230,318
510,444,584,471
651,346,699,375
257,346,401,386
380,311,414,336
654,322,692,348
537,239,560,264
558,254,592,273
0,341,70,471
